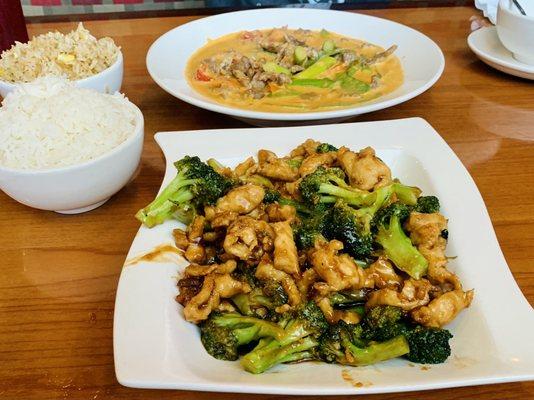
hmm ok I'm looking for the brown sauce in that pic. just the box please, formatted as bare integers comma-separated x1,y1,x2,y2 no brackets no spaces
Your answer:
124,244,184,266
341,369,373,388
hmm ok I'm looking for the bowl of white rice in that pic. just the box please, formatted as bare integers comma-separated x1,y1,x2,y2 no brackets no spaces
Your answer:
0,77,143,214
0,23,123,97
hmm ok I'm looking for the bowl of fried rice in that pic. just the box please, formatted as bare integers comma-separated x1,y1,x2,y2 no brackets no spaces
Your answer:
0,23,123,97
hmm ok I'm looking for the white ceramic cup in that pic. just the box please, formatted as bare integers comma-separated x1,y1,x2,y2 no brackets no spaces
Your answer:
0,51,124,98
497,0,534,65
0,104,144,214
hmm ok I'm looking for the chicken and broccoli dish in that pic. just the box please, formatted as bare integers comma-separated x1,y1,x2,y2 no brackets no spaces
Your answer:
136,139,474,374
186,28,403,112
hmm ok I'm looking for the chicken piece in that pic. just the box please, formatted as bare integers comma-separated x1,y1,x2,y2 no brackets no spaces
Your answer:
365,278,433,311
308,239,369,292
290,139,321,158
213,184,265,215
213,164,234,179
176,276,203,306
234,156,257,177
266,203,296,222
223,216,274,263
257,149,299,181
298,152,337,177
173,228,190,250
246,204,269,222
405,212,461,291
405,212,448,267
284,179,302,199
297,268,319,296
365,257,403,289
187,215,205,242
202,231,224,243
208,211,239,229
183,273,251,323
316,296,362,325
183,259,237,277
217,300,237,313
184,243,206,264
255,255,301,310
269,180,292,200
337,146,392,190
411,289,474,328
272,221,300,276
204,184,265,228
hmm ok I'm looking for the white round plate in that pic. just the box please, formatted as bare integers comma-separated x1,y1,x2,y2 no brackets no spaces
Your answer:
146,8,444,125
468,26,534,80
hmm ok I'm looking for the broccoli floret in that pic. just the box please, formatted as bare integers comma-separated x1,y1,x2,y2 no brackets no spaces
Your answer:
171,202,197,225
298,167,419,209
200,312,285,361
263,189,282,204
324,182,419,258
372,201,411,230
232,262,259,287
136,156,232,227
232,279,290,318
413,195,440,213
319,307,452,366
391,183,421,206
298,166,368,206
206,158,230,176
318,322,345,364
319,321,410,366
240,174,274,189
231,264,289,317
241,301,328,373
405,326,452,364
358,306,453,364
324,201,374,259
232,289,271,317
286,158,302,169
262,280,289,307
263,189,310,215
374,202,428,279
316,143,338,153
360,305,408,342
342,335,410,366
294,203,331,249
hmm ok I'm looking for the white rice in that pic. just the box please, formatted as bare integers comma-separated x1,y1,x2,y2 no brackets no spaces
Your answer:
0,77,138,171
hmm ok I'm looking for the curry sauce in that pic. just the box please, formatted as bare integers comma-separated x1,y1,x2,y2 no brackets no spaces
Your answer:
186,28,403,113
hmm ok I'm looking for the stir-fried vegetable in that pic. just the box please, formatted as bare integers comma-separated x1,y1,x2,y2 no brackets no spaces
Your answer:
141,138,473,373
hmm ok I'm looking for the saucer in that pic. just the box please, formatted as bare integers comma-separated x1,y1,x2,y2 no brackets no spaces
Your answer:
468,26,534,80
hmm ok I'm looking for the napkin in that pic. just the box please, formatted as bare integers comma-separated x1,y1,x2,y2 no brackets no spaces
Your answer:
475,0,499,24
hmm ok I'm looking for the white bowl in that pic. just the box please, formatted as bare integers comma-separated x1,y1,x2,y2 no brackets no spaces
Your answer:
0,104,143,214
146,8,444,126
0,51,124,98
497,0,534,65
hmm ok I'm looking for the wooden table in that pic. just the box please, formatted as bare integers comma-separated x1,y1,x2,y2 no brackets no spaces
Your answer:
1,6,533,400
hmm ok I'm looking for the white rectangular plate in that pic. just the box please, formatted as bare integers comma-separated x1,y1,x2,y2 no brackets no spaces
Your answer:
114,117,534,394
